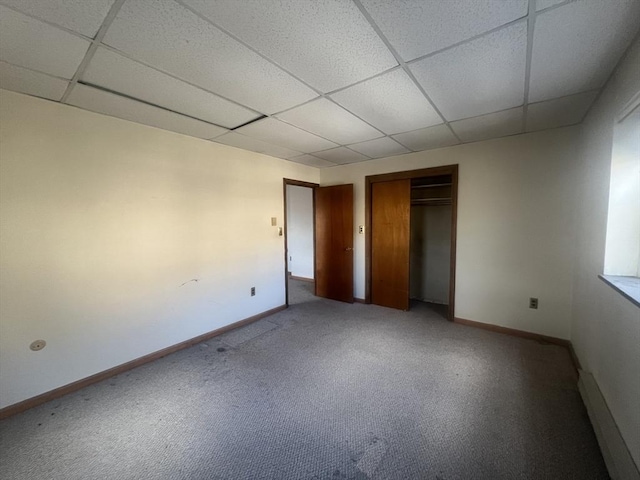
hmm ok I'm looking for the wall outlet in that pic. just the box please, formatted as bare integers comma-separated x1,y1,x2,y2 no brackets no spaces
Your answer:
30,340,46,351
529,297,539,309
251,287,256,296
358,225,364,234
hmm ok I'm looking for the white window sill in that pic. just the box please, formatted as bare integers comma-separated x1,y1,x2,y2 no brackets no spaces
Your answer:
599,275,640,308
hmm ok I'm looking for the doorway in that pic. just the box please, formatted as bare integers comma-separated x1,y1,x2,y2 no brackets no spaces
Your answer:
283,179,317,306
365,165,458,320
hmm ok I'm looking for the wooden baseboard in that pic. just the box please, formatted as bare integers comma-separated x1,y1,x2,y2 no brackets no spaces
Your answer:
0,305,287,420
289,275,314,283
453,316,571,347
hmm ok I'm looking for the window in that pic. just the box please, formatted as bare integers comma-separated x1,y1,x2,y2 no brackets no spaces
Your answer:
601,91,640,306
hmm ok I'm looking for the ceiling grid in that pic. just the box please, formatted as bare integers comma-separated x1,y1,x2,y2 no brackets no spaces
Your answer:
0,0,637,167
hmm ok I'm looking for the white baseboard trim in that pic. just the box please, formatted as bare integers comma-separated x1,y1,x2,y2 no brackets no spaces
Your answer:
578,370,640,480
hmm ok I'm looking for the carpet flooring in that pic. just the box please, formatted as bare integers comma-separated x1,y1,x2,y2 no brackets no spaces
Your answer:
0,280,608,479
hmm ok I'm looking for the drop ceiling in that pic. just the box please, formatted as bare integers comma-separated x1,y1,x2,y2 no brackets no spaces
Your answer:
1,0,638,167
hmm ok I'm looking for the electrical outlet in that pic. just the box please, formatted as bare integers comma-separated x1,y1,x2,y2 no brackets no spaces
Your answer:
251,287,256,296
358,225,364,234
30,340,46,351
529,297,538,309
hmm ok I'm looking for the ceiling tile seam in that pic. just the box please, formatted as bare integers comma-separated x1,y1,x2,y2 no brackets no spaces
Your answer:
404,16,530,67
536,0,575,15
60,0,127,104
351,0,461,143
0,60,73,82
450,104,526,125
522,0,537,132
77,81,232,130
527,88,601,107
577,29,640,125
174,0,328,97
324,65,404,97
94,44,266,118
174,0,391,138
0,3,96,42
267,114,384,151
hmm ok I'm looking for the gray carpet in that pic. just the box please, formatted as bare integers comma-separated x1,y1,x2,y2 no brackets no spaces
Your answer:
0,280,608,479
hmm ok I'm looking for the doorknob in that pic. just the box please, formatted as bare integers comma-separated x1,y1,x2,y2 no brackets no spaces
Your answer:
345,247,353,251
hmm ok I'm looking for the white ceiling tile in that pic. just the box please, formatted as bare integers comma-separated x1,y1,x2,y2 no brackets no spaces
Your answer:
312,147,370,165
66,84,228,139
529,0,640,103
331,69,442,135
348,137,410,159
450,107,524,143
214,132,302,160
276,98,382,145
103,0,317,114
392,124,459,151
182,0,398,93
0,0,115,37
360,0,528,61
0,62,69,101
527,91,599,132
409,21,527,121
82,48,259,129
289,154,338,168
0,6,90,79
535,0,567,12
235,118,337,153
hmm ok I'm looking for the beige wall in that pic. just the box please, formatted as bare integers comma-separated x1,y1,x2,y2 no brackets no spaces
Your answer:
321,126,581,340
571,38,640,467
0,90,318,408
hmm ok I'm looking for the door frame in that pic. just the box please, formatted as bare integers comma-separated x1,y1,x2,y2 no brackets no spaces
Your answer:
283,178,319,306
364,165,459,320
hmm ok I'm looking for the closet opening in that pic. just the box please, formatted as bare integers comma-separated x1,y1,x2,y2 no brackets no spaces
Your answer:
365,165,458,320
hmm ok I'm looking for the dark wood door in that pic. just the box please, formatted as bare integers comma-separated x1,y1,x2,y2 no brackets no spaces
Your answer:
315,184,354,303
371,179,411,310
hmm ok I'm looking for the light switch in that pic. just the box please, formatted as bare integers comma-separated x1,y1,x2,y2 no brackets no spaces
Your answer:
271,217,277,226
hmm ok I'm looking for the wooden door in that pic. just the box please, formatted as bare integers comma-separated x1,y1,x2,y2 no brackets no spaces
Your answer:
371,179,411,310
315,184,354,303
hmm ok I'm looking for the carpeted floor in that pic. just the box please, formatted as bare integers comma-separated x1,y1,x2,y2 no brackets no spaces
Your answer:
0,280,608,479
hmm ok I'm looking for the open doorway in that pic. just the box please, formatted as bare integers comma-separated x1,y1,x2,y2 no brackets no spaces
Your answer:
283,179,318,305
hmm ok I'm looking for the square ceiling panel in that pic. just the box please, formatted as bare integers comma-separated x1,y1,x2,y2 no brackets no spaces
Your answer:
526,90,599,132
0,6,90,79
289,154,338,168
392,124,459,151
214,132,302,159
0,0,115,38
312,147,370,165
348,137,410,159
235,118,337,153
82,48,260,129
182,0,398,93
103,0,317,114
450,107,523,143
331,69,442,135
360,0,528,62
410,21,527,122
0,61,69,101
276,98,382,145
67,84,228,140
529,0,640,103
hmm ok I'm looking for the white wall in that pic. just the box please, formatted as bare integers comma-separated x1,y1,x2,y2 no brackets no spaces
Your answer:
410,205,451,304
321,126,580,340
285,185,314,279
0,90,319,409
571,38,640,468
